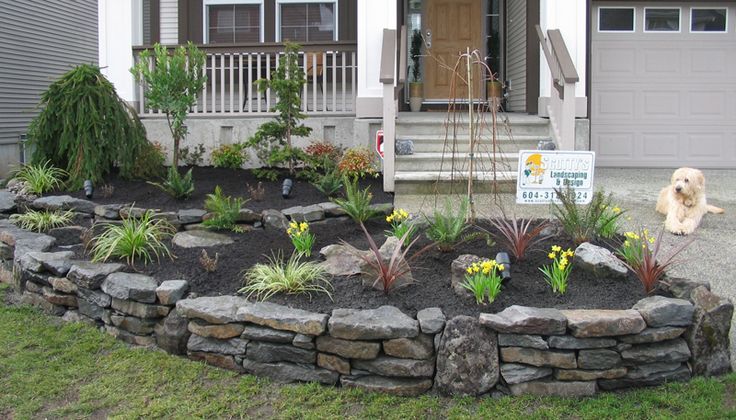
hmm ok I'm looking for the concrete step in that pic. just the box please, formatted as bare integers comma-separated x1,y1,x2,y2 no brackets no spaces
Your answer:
396,114,551,137
393,170,517,194
395,152,519,172
400,134,542,153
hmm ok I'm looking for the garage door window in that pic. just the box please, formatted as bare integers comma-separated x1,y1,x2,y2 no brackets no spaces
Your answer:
645,8,680,32
599,7,635,32
691,8,727,32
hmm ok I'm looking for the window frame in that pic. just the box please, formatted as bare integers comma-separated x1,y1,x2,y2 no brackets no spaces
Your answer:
598,6,636,33
276,0,339,42
643,7,681,33
689,7,728,33
203,0,265,44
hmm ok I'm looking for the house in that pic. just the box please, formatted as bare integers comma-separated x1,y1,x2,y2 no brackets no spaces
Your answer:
97,1,735,191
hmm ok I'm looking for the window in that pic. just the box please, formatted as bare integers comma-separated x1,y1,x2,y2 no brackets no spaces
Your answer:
691,8,727,32
204,0,263,43
278,1,337,42
599,7,635,32
645,8,680,32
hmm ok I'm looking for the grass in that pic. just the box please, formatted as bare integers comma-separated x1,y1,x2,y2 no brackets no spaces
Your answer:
91,209,176,266
1,283,735,419
12,160,68,194
10,209,74,233
240,253,331,301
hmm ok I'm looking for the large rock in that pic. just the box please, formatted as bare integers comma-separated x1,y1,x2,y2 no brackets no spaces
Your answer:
684,286,733,376
383,334,434,359
498,334,549,350
25,251,75,276
187,334,248,355
101,272,158,303
240,325,296,343
328,305,418,340
500,363,553,385
620,338,691,364
598,364,690,390
480,305,567,335
176,296,247,324
500,347,577,369
246,342,316,364
282,205,325,222
561,309,646,337
95,204,123,219
450,254,483,298
76,296,110,322
359,237,414,291
416,307,446,334
435,316,499,396
573,242,628,278
178,209,207,224
242,359,338,385
315,336,380,359
188,319,244,339
172,230,234,248
618,326,687,344
76,287,111,308
47,226,86,246
318,244,364,277
352,356,435,378
31,195,96,214
67,262,125,290
547,336,617,350
340,375,432,397
661,277,710,300
261,209,289,231
155,311,191,355
633,296,694,327
111,298,170,319
0,220,56,254
237,301,328,336
577,349,621,369
156,280,189,305
509,380,597,397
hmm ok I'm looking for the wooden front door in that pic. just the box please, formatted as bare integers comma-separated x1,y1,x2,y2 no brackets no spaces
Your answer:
423,0,483,101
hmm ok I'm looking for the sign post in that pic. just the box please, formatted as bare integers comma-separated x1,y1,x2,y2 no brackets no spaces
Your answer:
516,150,596,204
375,129,384,159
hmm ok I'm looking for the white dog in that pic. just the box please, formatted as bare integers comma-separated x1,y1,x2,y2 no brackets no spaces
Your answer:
656,167,724,235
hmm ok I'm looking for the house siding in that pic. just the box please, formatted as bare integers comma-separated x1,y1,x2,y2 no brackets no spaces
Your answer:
505,0,526,112
160,0,179,44
0,0,97,175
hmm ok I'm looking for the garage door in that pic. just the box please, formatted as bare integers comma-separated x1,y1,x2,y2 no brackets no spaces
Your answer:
591,2,736,168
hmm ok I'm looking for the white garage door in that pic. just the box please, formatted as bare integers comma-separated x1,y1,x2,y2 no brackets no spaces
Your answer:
591,2,736,168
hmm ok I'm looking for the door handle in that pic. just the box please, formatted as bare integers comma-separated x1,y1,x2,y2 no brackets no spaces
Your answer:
425,29,432,48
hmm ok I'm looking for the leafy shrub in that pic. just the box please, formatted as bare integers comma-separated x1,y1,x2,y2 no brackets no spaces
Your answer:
203,186,246,231
462,259,505,304
332,177,378,223
385,208,416,246
149,167,195,200
240,253,331,301
425,197,471,252
540,245,575,294
12,161,67,194
552,187,618,245
178,143,206,167
312,168,344,198
211,144,247,169
28,64,148,188
199,249,219,272
10,209,74,233
490,217,550,261
620,228,693,293
131,141,166,180
338,147,378,179
91,209,175,266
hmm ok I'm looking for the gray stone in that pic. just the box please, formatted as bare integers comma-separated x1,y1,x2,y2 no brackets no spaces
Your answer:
500,347,577,369
383,334,434,359
573,242,628,278
292,334,314,349
24,280,43,293
237,208,261,223
548,336,617,349
24,251,75,276
315,336,380,359
111,314,157,335
498,334,549,350
500,363,553,385
189,351,242,372
618,327,687,344
246,342,316,364
42,286,78,307
633,295,694,327
0,220,56,254
368,203,393,216
111,298,170,319
480,305,567,335
178,209,207,224
155,311,191,355
622,362,683,380
395,139,414,155
183,223,208,231
317,353,350,374
172,230,234,248
188,319,244,339
562,309,646,338
156,280,189,305
340,376,432,397
317,202,346,217
510,380,597,397
620,338,691,364
555,367,627,381
282,204,324,222
598,364,690,390
616,343,633,352
359,237,414,291
662,277,710,300
352,356,435,378
328,305,418,340
0,190,17,213
47,226,86,246
76,287,111,308
187,334,248,355
685,286,734,376
261,209,289,231
62,310,90,324
20,291,65,316
435,316,499,396
101,272,158,303
105,326,156,347
416,307,445,334
77,297,110,321
577,349,621,369
119,207,148,219
176,296,247,324
318,244,364,277
241,325,296,343
237,301,328,336
450,254,483,298
242,359,339,385
49,277,77,294
67,262,125,290
31,195,96,214
0,242,13,260
94,204,123,219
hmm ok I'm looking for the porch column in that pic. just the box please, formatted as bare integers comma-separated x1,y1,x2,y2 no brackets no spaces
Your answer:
355,0,397,118
98,0,136,103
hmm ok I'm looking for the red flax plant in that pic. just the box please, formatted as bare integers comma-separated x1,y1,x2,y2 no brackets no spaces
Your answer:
489,216,551,261
621,228,694,293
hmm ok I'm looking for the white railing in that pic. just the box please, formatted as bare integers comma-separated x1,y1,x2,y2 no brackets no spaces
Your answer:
133,43,357,116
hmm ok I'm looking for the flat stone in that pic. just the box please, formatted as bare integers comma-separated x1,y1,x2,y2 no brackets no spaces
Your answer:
20,291,66,315
76,297,110,321
240,325,296,343
67,262,125,290
368,203,393,216
317,353,350,374
548,336,616,349
242,359,338,385
315,336,380,359
101,272,158,303
317,202,346,217
555,367,627,381
500,363,553,385
383,334,434,359
261,209,289,231
0,190,17,213
119,207,148,219
328,305,418,340
49,277,77,294
662,277,710,300
0,241,13,259
111,314,157,335
155,311,191,355
111,298,170,319
236,208,261,223
292,334,314,349
501,347,577,369
340,375,432,397
237,301,328,336
94,204,123,219
598,364,690,390
178,209,207,224
352,356,435,378
633,296,694,327
282,204,325,222
76,287,111,308
189,351,242,371
24,251,75,276
618,327,687,344
416,307,445,334
188,319,244,339
25,280,43,293
0,220,56,254
172,230,234,248
176,296,247,324
183,223,208,231
480,305,567,335
574,242,628,278
620,338,691,364
318,244,364,277
562,309,646,338
498,334,549,350
42,287,78,307
435,316,499,396
510,380,597,397
31,195,95,214
156,280,189,305
104,326,156,347
47,226,86,246
450,254,483,298
685,286,734,376
621,362,683,380
247,342,316,364
187,334,248,355
577,349,621,369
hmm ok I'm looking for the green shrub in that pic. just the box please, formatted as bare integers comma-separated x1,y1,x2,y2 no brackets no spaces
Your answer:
12,161,67,194
552,187,620,245
132,141,166,180
332,177,378,223
10,209,74,233
211,144,246,169
240,253,331,301
149,167,194,200
337,147,378,179
91,209,175,266
203,186,246,231
425,197,471,252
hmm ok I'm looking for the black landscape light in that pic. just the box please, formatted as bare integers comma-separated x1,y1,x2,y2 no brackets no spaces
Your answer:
282,178,293,198
83,180,94,199
496,252,511,282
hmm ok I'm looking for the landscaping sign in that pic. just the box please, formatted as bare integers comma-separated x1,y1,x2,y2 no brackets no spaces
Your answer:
516,150,596,204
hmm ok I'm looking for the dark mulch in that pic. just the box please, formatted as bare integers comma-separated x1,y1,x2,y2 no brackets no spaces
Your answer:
63,167,392,213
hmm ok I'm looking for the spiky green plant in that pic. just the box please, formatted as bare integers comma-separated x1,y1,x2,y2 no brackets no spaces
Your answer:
332,177,378,223
148,167,195,200
552,187,621,245
10,209,74,233
240,253,331,301
91,209,175,266
203,186,247,231
12,161,67,194
425,197,472,252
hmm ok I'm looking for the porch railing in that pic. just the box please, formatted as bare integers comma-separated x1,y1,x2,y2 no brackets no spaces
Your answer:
132,42,357,117
535,25,579,150
379,26,406,193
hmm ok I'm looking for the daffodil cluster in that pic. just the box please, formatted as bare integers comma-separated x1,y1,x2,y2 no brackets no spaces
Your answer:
617,229,657,269
385,208,416,246
597,204,625,239
286,221,315,257
462,259,505,305
540,245,574,294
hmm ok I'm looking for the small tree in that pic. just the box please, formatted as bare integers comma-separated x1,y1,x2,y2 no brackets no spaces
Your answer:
248,42,312,177
130,42,207,168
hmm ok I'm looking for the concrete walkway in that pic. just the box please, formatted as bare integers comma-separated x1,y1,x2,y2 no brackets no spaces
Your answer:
395,168,736,368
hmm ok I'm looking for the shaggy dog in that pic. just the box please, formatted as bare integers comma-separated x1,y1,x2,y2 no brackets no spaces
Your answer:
656,167,724,235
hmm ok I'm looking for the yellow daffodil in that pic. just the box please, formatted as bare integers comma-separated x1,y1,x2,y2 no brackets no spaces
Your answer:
299,222,308,231
551,245,562,252
548,252,556,259
498,264,505,271
612,206,621,214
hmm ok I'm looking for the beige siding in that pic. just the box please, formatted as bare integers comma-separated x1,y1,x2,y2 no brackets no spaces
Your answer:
505,0,526,112
160,0,178,44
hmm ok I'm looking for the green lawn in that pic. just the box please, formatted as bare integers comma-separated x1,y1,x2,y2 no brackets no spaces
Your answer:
1,284,734,420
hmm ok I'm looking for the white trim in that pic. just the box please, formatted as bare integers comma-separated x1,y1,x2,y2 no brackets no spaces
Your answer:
203,0,265,43
276,0,338,42
689,7,728,33
643,7,681,33
597,6,635,33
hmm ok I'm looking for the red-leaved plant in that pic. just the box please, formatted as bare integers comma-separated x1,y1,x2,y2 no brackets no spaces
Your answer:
489,217,551,261
620,228,694,293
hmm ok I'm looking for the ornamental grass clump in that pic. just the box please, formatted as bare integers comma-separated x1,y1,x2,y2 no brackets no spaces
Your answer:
385,208,416,246
490,216,550,261
287,221,315,257
540,245,574,294
240,253,331,301
12,161,68,195
10,209,74,233
462,259,505,305
619,228,693,293
552,187,622,245
203,186,247,231
91,209,175,267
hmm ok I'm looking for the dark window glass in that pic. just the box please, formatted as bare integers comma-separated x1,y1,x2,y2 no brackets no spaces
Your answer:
208,4,260,44
281,3,335,42
691,8,727,32
645,8,680,31
599,8,634,31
